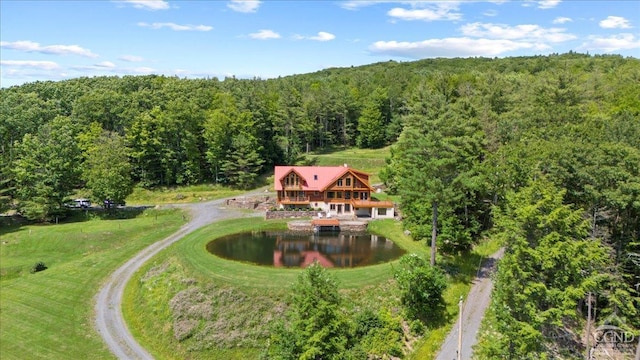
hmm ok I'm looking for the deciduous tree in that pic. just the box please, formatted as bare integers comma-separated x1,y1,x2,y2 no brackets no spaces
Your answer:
13,116,81,220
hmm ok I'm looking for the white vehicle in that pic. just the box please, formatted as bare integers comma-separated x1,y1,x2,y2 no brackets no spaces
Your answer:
74,199,91,208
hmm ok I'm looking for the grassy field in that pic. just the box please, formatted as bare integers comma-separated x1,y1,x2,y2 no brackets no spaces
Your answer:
0,209,187,360
299,146,391,184
126,184,246,205
123,217,500,359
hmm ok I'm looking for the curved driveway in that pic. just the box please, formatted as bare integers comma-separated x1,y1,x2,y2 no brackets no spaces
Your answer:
94,192,266,359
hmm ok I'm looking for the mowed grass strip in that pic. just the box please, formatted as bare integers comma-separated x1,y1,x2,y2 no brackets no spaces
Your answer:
124,216,498,359
173,218,414,290
127,184,245,205
0,209,186,360
125,217,414,359
301,146,390,184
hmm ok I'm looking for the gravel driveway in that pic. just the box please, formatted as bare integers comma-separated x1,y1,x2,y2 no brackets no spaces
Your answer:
94,191,267,359
435,248,505,360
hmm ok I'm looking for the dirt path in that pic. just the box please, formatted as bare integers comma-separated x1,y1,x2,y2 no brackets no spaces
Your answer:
94,191,267,360
435,248,505,360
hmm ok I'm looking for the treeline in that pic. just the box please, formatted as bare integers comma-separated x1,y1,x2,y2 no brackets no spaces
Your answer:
379,53,639,357
1,60,420,219
1,52,639,355
1,54,633,216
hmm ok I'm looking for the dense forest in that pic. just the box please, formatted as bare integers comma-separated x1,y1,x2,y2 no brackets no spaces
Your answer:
1,53,639,357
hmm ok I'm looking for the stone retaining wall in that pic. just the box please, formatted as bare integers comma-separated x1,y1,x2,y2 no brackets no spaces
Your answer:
226,195,275,210
265,210,325,220
285,219,368,232
338,221,368,232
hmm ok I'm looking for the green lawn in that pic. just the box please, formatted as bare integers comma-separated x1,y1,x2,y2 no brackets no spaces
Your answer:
123,217,500,359
300,146,391,184
0,209,187,360
126,184,246,205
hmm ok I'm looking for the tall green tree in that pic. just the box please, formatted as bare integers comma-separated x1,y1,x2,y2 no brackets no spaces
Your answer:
81,130,133,206
265,262,353,360
387,81,484,264
203,93,236,183
480,177,611,358
220,133,264,189
356,88,388,149
126,108,164,187
356,99,385,149
0,172,13,214
12,116,81,220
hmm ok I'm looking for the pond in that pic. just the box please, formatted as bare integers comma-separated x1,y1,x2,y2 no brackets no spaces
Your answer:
206,230,405,268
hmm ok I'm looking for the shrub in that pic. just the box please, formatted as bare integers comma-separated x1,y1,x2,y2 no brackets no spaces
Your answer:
393,254,447,320
409,319,425,335
30,261,48,273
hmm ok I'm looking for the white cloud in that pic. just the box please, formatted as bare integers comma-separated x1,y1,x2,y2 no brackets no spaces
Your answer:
119,55,144,62
0,60,60,70
95,61,116,68
537,0,561,9
388,6,462,21
311,32,336,41
553,17,572,24
460,22,576,42
118,0,169,10
369,37,547,58
521,0,561,9
138,22,213,31
599,16,632,29
483,9,498,17
340,0,465,21
339,1,382,10
227,0,261,13
294,32,336,41
581,33,640,52
249,29,280,39
0,40,98,57
130,66,156,74
72,63,157,74
368,20,578,59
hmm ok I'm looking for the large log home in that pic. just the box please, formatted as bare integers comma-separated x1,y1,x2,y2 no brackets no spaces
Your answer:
274,165,395,219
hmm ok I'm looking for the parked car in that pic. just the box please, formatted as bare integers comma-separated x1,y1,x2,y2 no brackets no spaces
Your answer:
103,199,125,209
73,199,91,208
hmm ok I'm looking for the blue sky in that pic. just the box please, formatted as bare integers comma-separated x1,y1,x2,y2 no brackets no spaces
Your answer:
1,0,639,88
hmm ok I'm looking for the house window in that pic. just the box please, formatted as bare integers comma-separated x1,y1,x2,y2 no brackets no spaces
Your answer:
327,192,335,199
345,204,351,212
346,178,351,187
345,191,351,200
353,191,358,199
337,191,343,198
330,204,336,210
314,191,319,196
286,173,299,186
314,174,318,180
378,208,387,216
337,179,343,186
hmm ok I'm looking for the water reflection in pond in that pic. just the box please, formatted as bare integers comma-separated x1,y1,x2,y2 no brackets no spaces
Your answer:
206,231,405,268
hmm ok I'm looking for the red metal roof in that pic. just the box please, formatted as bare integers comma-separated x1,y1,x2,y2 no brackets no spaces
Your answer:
274,166,369,191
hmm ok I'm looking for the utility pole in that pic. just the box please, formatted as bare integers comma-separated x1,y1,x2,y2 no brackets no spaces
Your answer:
458,296,463,360
585,292,592,360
